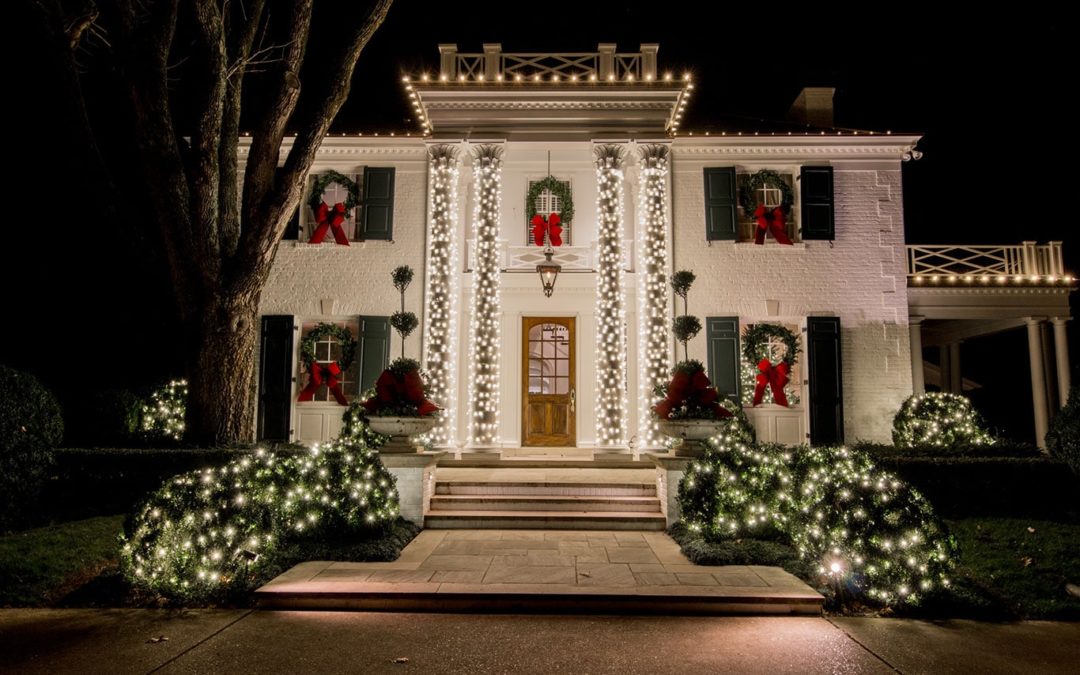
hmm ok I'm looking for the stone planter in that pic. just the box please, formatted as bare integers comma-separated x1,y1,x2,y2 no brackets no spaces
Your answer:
367,416,438,453
657,418,724,457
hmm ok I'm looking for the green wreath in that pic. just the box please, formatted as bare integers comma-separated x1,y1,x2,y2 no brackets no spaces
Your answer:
309,171,360,213
299,322,358,370
739,169,795,216
742,323,800,368
525,176,574,226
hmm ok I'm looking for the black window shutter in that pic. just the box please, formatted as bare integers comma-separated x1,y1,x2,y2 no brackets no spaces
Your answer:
257,315,295,441
800,166,834,240
282,204,300,240
807,316,844,445
361,167,395,240
359,316,391,392
706,317,741,400
704,167,737,240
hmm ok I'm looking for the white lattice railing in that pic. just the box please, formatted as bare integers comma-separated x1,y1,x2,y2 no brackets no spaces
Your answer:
907,242,1065,279
439,43,658,82
465,240,634,273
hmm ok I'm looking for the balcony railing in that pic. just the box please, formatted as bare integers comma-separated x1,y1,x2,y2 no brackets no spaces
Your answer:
465,240,635,273
906,242,1068,283
439,43,659,82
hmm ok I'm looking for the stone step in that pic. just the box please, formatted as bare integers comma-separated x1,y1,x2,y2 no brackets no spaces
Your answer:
435,481,656,497
429,494,662,513
423,510,668,530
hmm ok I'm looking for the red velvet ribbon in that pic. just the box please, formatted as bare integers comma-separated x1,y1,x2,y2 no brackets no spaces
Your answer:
530,213,563,247
654,369,733,420
753,205,793,246
753,358,791,407
298,362,348,405
363,369,439,417
309,202,351,245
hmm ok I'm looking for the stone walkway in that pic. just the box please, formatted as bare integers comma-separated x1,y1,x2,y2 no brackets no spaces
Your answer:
256,529,822,613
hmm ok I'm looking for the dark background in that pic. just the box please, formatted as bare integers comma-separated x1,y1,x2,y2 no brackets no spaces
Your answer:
3,1,1074,442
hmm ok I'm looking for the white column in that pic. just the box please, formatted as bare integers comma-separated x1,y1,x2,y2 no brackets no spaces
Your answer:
466,144,503,449
1026,317,1050,449
421,144,461,448
909,316,925,394
1052,317,1071,406
949,342,962,393
637,144,672,450
594,144,629,450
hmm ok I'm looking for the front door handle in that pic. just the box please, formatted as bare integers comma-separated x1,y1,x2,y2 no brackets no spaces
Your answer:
569,388,576,413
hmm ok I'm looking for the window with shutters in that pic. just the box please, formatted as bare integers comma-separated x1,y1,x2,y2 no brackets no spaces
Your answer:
301,174,360,242
736,172,798,243
298,319,360,402
526,179,571,245
739,321,803,408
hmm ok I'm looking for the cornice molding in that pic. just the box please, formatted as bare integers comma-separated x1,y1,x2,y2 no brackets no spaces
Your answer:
424,100,673,111
238,139,426,159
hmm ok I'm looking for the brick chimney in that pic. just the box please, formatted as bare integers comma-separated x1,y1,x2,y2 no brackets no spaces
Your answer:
787,87,835,128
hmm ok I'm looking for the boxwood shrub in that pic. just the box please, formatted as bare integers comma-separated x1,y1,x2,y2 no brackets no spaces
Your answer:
0,365,64,529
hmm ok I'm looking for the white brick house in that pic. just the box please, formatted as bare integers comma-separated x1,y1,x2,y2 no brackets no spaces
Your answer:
250,44,1073,453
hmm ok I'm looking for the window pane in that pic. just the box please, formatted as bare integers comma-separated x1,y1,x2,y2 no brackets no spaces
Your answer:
542,341,555,358
556,360,569,376
543,377,555,394
529,377,542,393
555,378,569,394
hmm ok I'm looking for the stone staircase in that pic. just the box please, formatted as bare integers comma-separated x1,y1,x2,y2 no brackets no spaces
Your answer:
425,474,666,530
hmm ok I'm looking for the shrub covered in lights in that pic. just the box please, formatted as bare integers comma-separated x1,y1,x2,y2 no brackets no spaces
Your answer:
678,437,955,607
141,379,188,442
892,392,994,449
119,436,398,601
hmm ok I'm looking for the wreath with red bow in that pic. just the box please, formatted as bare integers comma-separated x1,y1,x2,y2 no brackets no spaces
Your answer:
308,171,359,245
361,358,439,417
525,175,574,244
739,169,794,245
653,361,733,421
298,323,358,405
742,323,800,407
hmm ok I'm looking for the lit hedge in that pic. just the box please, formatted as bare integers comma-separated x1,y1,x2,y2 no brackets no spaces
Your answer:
678,437,955,607
892,392,994,448
119,435,398,601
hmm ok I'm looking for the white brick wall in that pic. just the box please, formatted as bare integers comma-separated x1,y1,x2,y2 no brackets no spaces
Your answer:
671,151,912,443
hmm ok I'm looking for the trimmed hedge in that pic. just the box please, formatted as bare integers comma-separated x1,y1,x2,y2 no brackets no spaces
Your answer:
893,392,994,448
1,366,64,530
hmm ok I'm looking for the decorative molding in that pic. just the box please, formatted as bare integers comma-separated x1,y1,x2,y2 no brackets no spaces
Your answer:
423,100,675,111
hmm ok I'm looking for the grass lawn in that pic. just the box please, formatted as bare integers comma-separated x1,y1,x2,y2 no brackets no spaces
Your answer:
0,515,124,607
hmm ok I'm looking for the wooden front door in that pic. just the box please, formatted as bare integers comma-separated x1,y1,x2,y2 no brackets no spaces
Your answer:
522,317,576,446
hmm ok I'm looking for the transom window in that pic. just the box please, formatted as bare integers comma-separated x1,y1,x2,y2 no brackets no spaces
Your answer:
527,323,570,394
299,319,360,402
527,179,571,245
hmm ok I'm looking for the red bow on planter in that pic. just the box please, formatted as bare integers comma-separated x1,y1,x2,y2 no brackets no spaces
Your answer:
298,362,348,405
363,369,439,417
753,358,791,407
654,369,733,420
309,202,351,245
531,213,563,247
753,205,793,246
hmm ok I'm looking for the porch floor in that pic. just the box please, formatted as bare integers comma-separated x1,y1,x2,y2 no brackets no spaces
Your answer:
256,530,823,614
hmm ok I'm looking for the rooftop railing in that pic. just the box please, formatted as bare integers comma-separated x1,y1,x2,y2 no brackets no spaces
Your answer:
907,242,1070,284
438,43,659,82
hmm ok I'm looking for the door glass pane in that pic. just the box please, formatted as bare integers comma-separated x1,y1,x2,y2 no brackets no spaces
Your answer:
543,377,555,394
555,377,569,394
555,360,569,376
542,341,555,358
529,377,542,393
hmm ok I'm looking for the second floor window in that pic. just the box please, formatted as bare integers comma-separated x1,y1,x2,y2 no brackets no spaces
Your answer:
526,178,572,246
737,172,797,243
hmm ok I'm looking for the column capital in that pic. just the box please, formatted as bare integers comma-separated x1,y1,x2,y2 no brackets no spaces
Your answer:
1051,316,1071,325
1025,316,1048,326
908,314,925,326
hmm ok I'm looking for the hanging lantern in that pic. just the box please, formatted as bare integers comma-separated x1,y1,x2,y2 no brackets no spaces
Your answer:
536,243,561,297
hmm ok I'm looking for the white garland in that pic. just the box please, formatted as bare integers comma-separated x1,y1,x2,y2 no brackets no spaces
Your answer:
594,145,629,447
467,145,503,446
636,144,672,449
422,145,460,446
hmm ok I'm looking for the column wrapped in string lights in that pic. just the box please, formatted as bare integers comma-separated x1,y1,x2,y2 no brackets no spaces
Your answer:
594,144,629,448
636,144,672,449
421,144,460,447
467,144,504,447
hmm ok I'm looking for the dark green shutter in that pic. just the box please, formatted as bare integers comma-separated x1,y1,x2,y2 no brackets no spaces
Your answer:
282,204,300,240
704,167,737,240
257,315,295,441
361,167,395,240
807,317,844,445
800,166,834,240
359,316,391,391
706,317,741,400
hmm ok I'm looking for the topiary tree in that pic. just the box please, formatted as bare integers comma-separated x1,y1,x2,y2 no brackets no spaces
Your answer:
892,392,994,448
1047,386,1080,475
0,365,64,530
390,265,418,359
671,269,700,361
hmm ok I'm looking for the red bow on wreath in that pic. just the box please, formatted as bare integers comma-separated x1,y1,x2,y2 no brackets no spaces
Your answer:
654,369,733,420
753,358,791,407
531,213,563,247
309,202,351,246
753,205,793,246
363,369,439,417
298,362,349,405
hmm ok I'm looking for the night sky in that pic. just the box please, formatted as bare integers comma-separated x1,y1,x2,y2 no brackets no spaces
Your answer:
5,1,1074,442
